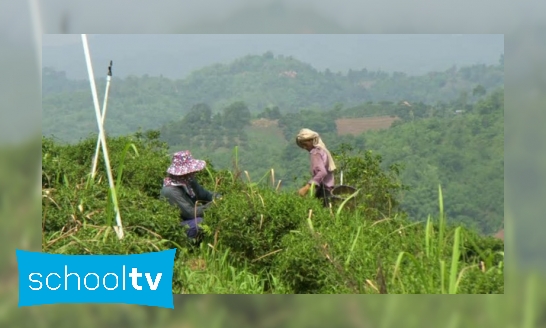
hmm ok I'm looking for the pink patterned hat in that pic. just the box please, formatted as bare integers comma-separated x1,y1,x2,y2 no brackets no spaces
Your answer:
166,150,206,176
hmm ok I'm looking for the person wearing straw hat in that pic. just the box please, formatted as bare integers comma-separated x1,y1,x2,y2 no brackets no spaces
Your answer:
160,150,221,242
295,128,337,207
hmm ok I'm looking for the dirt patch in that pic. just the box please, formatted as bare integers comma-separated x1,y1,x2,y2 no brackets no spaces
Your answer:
336,116,399,136
358,81,375,89
248,119,285,141
251,118,279,128
250,116,398,137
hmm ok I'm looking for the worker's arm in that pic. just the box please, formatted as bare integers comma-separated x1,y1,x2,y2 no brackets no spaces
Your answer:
161,186,209,219
192,180,214,202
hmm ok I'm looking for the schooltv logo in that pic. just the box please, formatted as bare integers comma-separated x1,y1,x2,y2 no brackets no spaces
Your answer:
16,249,176,308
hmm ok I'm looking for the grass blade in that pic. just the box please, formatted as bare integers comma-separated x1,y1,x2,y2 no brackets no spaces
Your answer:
440,260,446,294
115,142,139,189
448,227,462,294
345,226,361,268
425,215,432,258
438,184,445,257
335,189,360,218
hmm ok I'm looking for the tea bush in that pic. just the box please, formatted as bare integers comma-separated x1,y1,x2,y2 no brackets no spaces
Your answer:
332,143,410,220
204,186,328,266
42,132,504,294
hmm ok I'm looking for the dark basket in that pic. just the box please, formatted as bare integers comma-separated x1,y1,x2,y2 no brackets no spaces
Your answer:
330,185,358,210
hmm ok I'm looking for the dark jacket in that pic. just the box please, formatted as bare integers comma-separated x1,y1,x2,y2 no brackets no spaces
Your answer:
160,179,216,220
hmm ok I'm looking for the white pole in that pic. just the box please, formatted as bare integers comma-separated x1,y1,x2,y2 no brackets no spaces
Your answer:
28,0,42,186
28,0,42,74
81,34,124,240
29,0,43,249
91,62,113,178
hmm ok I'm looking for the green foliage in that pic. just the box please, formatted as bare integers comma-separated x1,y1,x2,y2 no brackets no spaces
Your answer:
42,56,503,143
42,132,188,249
223,101,252,129
156,88,503,235
41,59,504,237
205,186,328,269
257,106,282,120
40,53,504,295
332,144,409,219
160,100,252,151
42,132,503,294
359,89,504,234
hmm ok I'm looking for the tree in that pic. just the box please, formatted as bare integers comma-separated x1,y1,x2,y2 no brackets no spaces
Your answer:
222,101,251,130
258,106,282,120
263,51,274,60
183,103,212,125
472,85,487,97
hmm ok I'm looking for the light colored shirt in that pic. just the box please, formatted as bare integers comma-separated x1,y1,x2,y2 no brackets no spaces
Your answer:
308,147,334,189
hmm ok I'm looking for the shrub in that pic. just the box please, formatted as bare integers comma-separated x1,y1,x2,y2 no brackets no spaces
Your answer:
42,132,504,294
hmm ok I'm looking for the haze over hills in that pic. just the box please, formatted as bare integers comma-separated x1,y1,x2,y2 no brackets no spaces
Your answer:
40,33,505,267
42,49,503,143
42,34,504,80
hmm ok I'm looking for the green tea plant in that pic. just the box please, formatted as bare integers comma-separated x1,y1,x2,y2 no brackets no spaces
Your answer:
332,144,410,220
41,132,504,294
172,244,289,294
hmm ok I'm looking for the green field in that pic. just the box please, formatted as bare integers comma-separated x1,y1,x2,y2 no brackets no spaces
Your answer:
40,131,504,295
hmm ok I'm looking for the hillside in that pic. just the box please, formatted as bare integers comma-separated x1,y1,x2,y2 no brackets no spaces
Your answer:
360,90,504,234
42,54,503,143
160,89,503,235
38,47,504,295
41,130,504,295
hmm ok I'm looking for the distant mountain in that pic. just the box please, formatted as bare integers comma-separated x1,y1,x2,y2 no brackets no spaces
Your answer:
42,52,503,143
42,34,504,80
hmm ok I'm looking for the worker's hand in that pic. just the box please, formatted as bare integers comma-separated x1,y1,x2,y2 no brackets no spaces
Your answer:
298,184,310,197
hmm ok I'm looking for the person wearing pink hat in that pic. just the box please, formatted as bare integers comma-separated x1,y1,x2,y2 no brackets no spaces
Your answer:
160,150,221,243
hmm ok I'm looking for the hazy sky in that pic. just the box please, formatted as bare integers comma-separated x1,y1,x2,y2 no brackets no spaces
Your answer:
0,0,542,143
2,0,544,46
42,34,504,80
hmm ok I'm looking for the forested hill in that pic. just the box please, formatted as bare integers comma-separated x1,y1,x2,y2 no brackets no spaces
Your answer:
43,34,505,79
159,88,504,235
42,53,503,143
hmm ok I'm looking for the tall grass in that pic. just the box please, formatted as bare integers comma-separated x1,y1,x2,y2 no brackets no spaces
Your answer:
41,136,504,295
392,185,497,294
173,244,288,294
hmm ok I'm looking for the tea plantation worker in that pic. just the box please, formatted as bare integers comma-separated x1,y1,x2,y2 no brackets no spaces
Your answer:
295,128,337,207
160,150,221,242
